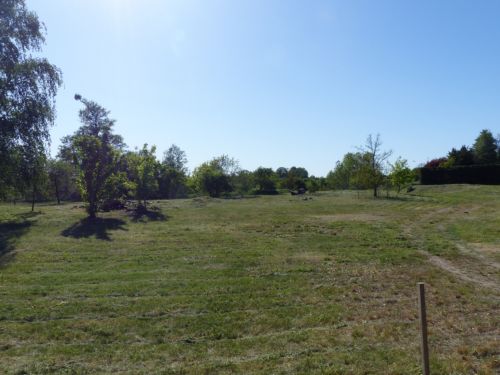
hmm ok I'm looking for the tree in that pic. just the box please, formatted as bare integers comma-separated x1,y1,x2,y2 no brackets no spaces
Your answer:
232,170,254,195
61,95,123,218
389,158,414,193
357,134,392,197
423,158,448,168
158,144,188,199
326,152,362,190
276,167,288,179
47,158,74,204
473,129,497,164
128,144,159,206
191,155,238,197
447,146,474,166
0,0,62,196
163,144,188,173
18,149,47,211
253,167,277,194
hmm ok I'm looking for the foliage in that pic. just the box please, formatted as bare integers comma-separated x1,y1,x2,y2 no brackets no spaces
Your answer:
47,158,78,204
326,152,363,190
253,167,277,194
473,129,497,164
163,144,188,173
0,0,62,197
357,134,392,197
61,96,122,218
423,158,448,169
232,170,254,195
191,155,239,197
158,165,188,199
158,144,188,199
389,158,415,193
127,144,159,206
447,146,474,166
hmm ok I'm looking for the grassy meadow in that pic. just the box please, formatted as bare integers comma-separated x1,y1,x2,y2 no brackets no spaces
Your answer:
0,185,498,374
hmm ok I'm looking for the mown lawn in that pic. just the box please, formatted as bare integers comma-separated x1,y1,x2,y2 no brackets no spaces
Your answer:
0,185,498,374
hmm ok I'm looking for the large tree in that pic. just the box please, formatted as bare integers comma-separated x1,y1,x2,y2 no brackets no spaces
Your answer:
0,0,62,196
60,95,123,218
473,129,497,164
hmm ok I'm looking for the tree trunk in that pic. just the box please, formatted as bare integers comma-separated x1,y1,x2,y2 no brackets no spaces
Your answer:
373,185,377,198
54,177,61,204
31,184,36,212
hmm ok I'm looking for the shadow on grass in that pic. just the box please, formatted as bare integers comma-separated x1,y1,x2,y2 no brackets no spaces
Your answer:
129,206,168,223
61,217,127,241
0,219,34,266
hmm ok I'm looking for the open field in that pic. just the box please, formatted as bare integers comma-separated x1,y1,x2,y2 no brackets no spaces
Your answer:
0,185,498,374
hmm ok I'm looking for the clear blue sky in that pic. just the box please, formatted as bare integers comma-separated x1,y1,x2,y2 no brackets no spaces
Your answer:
28,0,500,176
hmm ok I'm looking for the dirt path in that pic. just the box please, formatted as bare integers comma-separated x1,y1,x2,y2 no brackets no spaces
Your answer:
404,205,499,292
422,251,499,291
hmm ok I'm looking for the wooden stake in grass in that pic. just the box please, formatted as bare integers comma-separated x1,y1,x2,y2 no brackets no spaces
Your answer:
418,282,430,375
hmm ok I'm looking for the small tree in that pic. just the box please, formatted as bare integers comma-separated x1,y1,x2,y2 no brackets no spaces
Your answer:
129,144,159,207
357,134,392,197
389,158,415,193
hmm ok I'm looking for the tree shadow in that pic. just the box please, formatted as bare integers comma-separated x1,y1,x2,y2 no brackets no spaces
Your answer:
61,217,127,241
128,206,168,223
0,220,33,266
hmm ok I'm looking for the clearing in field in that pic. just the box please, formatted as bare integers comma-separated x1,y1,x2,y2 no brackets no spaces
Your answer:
0,185,498,374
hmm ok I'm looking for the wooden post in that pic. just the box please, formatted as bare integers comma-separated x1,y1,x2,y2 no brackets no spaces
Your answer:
418,282,430,375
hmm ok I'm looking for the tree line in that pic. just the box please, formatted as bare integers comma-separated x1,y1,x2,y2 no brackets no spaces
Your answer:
423,129,500,168
1,1,499,219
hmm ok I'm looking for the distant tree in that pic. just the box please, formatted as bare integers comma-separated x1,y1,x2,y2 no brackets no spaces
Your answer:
497,134,500,161
0,0,62,196
326,152,362,189
253,167,277,194
19,150,47,211
357,134,392,197
448,146,474,166
158,144,188,199
282,166,308,190
61,95,123,218
423,158,448,169
276,167,288,179
47,158,74,204
232,170,254,195
306,177,320,193
191,155,238,197
288,166,309,179
128,144,159,207
473,129,497,164
158,165,187,199
163,144,188,173
389,158,414,193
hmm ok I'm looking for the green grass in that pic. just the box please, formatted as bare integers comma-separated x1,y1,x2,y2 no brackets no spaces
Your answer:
0,185,498,374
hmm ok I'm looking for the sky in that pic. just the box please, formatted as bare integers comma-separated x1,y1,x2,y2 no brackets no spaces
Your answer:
27,0,500,176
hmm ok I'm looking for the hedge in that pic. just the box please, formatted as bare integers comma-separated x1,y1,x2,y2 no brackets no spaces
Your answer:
418,164,500,185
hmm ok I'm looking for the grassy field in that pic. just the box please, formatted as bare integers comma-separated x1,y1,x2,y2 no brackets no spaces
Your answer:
0,185,498,374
